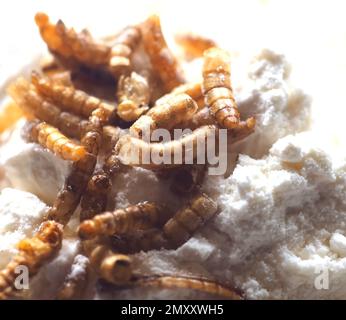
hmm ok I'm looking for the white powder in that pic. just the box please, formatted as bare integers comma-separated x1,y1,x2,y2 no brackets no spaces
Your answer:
2,47,345,299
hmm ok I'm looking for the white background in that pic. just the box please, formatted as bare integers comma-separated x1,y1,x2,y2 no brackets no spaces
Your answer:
1,0,345,144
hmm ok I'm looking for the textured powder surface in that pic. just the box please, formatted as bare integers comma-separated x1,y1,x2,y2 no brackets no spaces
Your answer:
2,47,346,299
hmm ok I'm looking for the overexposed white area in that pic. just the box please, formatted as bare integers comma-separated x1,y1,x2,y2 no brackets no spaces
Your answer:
0,0,346,299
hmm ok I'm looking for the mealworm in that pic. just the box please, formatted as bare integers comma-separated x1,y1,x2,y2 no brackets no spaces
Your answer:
57,254,89,300
31,72,115,121
8,78,88,139
202,47,255,131
133,275,242,300
78,202,170,240
28,121,86,162
141,15,185,92
116,72,150,122
83,240,132,285
108,26,141,75
129,93,198,138
175,32,217,60
35,12,111,68
112,192,218,252
155,82,204,110
116,125,218,170
48,152,96,225
0,221,63,299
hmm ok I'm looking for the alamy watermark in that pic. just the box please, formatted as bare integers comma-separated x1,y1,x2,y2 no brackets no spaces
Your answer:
118,127,228,175
314,266,329,290
14,265,29,290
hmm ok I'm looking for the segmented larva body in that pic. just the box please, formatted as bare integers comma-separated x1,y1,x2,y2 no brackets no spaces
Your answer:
57,255,89,300
134,275,242,300
78,202,169,240
79,171,111,221
129,93,198,138
79,127,123,222
141,15,185,92
113,192,218,252
116,125,218,170
109,26,141,74
8,78,88,139
29,121,86,162
35,12,111,67
202,47,255,131
84,241,132,285
31,72,115,122
48,152,96,225
0,221,63,299
116,72,150,122
155,82,204,110
175,33,216,59
102,125,121,154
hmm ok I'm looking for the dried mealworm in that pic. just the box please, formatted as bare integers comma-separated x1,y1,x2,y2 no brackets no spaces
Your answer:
0,101,24,133
31,72,115,122
108,26,141,74
79,144,128,221
116,125,218,170
116,72,150,122
175,32,216,59
8,78,88,139
28,121,86,162
102,125,121,154
133,275,242,300
112,192,218,252
155,82,204,110
141,15,185,92
57,255,89,300
84,240,132,285
78,202,169,240
129,93,198,138
0,221,63,299
35,12,111,68
48,152,96,225
79,170,112,221
202,47,255,131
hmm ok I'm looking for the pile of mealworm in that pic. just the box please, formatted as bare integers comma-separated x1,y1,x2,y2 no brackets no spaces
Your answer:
0,13,256,300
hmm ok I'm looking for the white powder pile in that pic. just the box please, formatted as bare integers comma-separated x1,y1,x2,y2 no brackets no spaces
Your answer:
1,45,346,299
